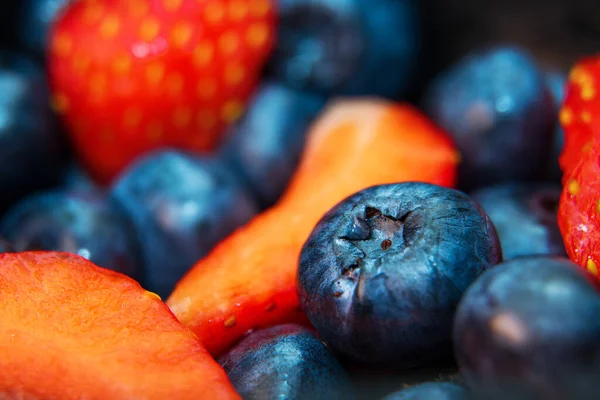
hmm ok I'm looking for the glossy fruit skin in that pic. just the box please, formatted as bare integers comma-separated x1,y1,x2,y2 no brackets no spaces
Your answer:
422,46,555,190
0,190,141,280
0,239,14,253
267,0,419,98
544,71,566,182
297,182,502,367
220,81,326,207
380,382,470,400
556,57,600,274
557,135,600,274
471,182,566,260
167,100,459,357
219,324,355,400
48,0,276,184
61,162,101,193
558,57,600,181
15,0,73,58
111,150,258,298
454,256,600,400
0,51,66,214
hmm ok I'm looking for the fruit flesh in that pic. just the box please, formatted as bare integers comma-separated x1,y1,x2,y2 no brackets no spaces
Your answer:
167,99,459,356
0,251,240,400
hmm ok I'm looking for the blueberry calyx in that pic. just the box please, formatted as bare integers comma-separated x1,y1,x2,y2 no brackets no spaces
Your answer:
333,206,412,302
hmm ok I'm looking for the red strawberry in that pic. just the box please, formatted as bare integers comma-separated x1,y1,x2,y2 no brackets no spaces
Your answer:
558,136,600,277
48,0,276,184
558,56,600,277
558,55,600,182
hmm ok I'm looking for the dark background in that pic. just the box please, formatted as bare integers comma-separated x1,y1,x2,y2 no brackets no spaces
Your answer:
422,0,600,73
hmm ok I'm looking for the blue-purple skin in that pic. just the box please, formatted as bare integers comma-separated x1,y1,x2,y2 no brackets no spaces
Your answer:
219,81,325,208
454,256,600,400
219,324,355,400
470,182,566,260
61,162,101,193
0,51,66,215
14,0,73,59
544,71,567,182
110,150,259,298
0,190,141,279
267,0,419,98
380,382,471,400
297,182,502,367
422,47,555,191
0,238,14,253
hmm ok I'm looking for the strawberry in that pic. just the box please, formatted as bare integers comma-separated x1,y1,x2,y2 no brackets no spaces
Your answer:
558,136,600,277
558,55,600,277
48,0,276,184
558,55,600,182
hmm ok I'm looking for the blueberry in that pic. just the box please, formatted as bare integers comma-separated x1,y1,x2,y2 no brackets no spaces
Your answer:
14,0,73,58
454,256,600,400
268,0,419,98
544,71,567,182
297,182,502,367
422,47,555,190
0,238,15,253
0,51,66,214
471,182,566,260
219,324,355,400
0,190,141,279
220,81,325,207
380,382,471,400
111,150,258,298
61,162,101,193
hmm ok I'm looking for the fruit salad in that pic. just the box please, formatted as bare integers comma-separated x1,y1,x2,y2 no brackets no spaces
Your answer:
1,0,600,399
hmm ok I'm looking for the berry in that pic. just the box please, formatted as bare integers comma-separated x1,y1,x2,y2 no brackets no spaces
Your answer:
454,256,600,400
0,190,141,280
111,150,258,298
471,182,565,260
14,0,74,58
380,382,470,400
557,56,600,276
48,0,276,183
220,81,326,207
0,51,66,214
267,0,419,98
0,239,14,253
557,135,600,275
544,71,566,182
0,251,240,399
167,100,459,357
297,182,501,367
219,324,354,400
60,162,102,193
558,56,600,181
422,46,555,190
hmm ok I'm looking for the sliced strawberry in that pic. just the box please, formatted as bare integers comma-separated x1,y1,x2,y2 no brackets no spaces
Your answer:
48,0,276,184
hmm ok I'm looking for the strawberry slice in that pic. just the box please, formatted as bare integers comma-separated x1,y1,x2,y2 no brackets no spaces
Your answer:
48,0,276,184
